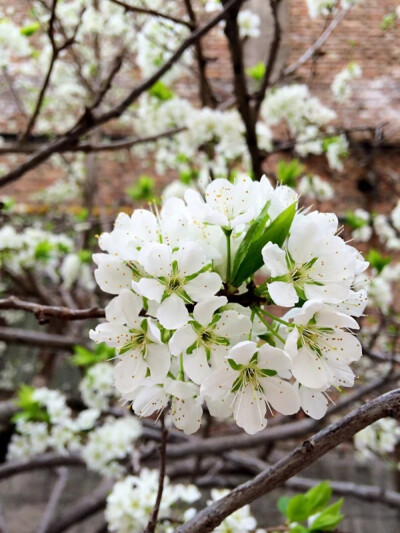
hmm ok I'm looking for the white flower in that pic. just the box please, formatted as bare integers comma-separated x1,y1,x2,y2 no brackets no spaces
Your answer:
202,341,300,434
184,177,257,230
237,10,261,39
285,301,362,389
261,214,356,307
133,242,222,329
79,362,116,411
90,289,170,394
298,175,334,202
332,63,362,102
209,489,258,532
169,296,252,384
297,383,329,420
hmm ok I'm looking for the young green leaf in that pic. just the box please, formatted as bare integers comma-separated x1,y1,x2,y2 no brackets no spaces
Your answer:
304,481,333,515
246,62,266,81
277,495,291,516
232,202,296,286
309,498,344,532
286,494,312,523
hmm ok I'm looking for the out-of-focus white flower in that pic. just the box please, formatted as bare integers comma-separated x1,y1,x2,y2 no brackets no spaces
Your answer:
298,175,334,201
237,10,261,39
332,63,362,102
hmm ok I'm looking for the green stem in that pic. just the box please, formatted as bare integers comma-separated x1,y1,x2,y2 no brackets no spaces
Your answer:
178,353,184,381
255,308,286,344
259,308,292,327
225,228,233,284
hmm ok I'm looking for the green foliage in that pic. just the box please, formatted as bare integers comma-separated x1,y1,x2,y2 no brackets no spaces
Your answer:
231,202,296,287
179,168,199,184
20,21,40,36
0,196,15,211
148,80,174,101
246,62,266,81
12,385,50,423
276,159,305,188
72,343,115,368
34,240,53,261
78,249,92,263
74,207,89,222
277,482,344,533
381,13,396,31
345,210,367,229
367,249,391,273
126,175,158,203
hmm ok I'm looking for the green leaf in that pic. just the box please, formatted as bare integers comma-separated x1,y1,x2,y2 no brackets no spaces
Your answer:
149,80,174,101
126,175,157,202
290,526,309,533
367,249,391,273
231,201,271,285
246,62,266,81
304,481,333,515
232,202,297,286
276,159,305,187
20,21,40,36
34,241,53,261
277,495,291,516
309,499,344,531
381,13,396,31
286,494,312,523
345,210,367,230
72,344,114,367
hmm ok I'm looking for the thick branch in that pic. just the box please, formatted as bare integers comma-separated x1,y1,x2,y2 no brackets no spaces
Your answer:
176,388,400,532
0,327,84,349
0,454,83,481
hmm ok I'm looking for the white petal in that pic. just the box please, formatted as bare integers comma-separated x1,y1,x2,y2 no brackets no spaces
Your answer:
89,322,130,348
184,272,222,302
176,242,207,276
261,242,289,277
268,281,298,307
193,296,228,326
201,364,236,400
228,340,258,365
113,354,147,393
132,278,164,303
146,344,170,381
94,255,132,294
292,347,329,388
304,283,350,304
205,395,233,419
105,288,142,326
156,295,189,329
214,311,252,340
169,324,197,356
172,397,202,434
261,376,300,415
138,243,172,277
257,344,292,373
299,385,328,420
183,347,212,385
233,384,267,435
164,378,198,399
131,383,168,417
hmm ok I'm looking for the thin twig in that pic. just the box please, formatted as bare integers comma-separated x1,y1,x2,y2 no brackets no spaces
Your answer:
109,0,194,28
144,412,168,533
37,468,69,533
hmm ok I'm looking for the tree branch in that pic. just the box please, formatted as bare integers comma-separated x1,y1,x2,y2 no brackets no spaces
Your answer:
109,0,194,29
0,327,84,349
176,388,400,532
0,454,83,481
37,468,69,533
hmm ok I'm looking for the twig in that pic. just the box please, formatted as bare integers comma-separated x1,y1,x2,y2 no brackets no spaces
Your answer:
144,412,168,533
0,326,84,349
37,468,69,533
0,454,83,481
176,387,400,532
109,0,194,28
0,296,105,322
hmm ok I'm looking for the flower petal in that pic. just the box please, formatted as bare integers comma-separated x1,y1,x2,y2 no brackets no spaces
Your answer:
184,272,222,302
193,296,228,326
261,376,300,415
183,347,212,385
146,344,170,381
169,324,197,356
114,353,147,393
233,384,267,435
268,281,298,307
132,278,164,303
156,294,190,329
261,242,289,277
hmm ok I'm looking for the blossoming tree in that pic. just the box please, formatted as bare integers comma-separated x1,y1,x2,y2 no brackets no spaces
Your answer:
0,0,400,532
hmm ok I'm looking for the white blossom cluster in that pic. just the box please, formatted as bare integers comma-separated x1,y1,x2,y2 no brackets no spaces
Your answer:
91,175,368,435
331,63,362,103
298,175,335,202
79,361,118,411
373,199,400,251
0,224,94,290
7,385,142,479
368,262,400,313
306,0,364,19
105,468,201,533
354,418,400,464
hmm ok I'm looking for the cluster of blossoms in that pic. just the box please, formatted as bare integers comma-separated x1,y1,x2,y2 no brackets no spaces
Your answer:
7,385,142,479
0,224,94,290
297,175,335,202
306,0,364,19
354,418,400,466
91,175,368,435
79,361,118,411
368,261,400,313
373,199,400,251
105,469,201,533
331,62,362,103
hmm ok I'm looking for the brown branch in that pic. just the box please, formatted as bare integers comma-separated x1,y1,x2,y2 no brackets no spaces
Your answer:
176,387,400,532
253,0,282,118
46,480,113,533
222,0,262,179
0,0,242,189
0,454,83,481
109,0,194,28
183,0,217,106
0,127,185,154
0,326,84,349
0,296,105,322
283,8,348,77
37,468,69,533
144,412,168,533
